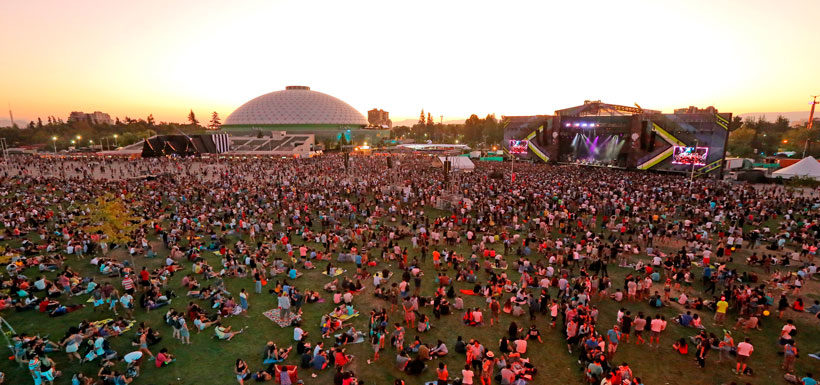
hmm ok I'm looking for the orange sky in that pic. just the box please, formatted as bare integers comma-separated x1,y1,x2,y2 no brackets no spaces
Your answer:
1,0,819,124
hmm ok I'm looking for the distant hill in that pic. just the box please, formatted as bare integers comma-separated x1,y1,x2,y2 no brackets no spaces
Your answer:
736,111,814,124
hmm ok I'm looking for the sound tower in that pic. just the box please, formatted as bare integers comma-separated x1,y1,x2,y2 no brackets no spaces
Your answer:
387,156,393,169
344,153,350,169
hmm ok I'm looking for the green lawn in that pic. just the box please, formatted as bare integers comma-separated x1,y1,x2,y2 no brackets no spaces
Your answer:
1,216,819,385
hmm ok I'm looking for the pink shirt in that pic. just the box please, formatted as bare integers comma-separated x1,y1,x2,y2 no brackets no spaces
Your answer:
737,342,754,357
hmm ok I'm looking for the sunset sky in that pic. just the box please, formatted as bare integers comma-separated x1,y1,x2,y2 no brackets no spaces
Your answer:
1,0,819,124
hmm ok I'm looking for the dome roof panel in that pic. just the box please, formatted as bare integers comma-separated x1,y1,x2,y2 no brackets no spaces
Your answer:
224,86,367,126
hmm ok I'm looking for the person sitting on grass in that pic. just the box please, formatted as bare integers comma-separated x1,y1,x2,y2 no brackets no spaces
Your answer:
333,346,354,368
215,322,246,341
672,338,688,355
733,315,762,331
263,341,293,364
310,349,328,371
155,347,175,368
193,313,219,333
430,339,448,357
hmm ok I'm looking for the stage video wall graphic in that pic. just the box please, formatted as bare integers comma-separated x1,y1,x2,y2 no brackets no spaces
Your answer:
672,146,709,166
509,140,528,154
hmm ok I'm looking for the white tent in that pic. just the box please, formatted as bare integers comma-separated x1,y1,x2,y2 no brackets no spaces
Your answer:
772,156,820,179
434,156,475,171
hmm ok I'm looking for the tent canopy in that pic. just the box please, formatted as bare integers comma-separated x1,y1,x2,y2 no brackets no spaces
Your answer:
772,156,820,179
433,156,475,171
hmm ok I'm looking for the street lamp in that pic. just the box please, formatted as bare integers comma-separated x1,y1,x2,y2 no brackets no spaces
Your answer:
51,136,57,153
113,134,118,147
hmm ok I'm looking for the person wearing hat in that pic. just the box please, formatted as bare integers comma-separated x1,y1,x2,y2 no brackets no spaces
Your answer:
606,325,621,359
480,352,495,385
715,296,729,325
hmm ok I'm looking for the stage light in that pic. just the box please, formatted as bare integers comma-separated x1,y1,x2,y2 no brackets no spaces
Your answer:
574,123,580,127
581,123,587,127
565,123,571,127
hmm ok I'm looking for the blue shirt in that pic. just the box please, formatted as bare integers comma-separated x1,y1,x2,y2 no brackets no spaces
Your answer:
607,329,619,344
310,354,326,370
802,377,817,385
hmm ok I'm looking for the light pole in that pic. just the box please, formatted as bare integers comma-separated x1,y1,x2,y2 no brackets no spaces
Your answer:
689,140,699,187
51,136,57,153
113,134,118,148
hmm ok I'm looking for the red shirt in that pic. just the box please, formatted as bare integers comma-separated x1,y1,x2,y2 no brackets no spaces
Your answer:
437,367,449,380
122,277,134,290
156,352,171,368
140,270,150,282
334,351,348,367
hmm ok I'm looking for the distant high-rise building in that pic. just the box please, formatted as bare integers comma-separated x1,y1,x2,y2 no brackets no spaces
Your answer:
367,108,391,128
68,111,113,125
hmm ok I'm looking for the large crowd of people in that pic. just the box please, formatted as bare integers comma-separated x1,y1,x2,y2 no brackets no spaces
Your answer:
0,153,818,385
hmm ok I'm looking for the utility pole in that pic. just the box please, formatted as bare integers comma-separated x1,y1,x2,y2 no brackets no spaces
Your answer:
803,95,818,158
7,103,14,128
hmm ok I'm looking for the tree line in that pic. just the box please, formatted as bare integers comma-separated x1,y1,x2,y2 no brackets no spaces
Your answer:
389,110,504,146
0,111,222,150
727,115,819,158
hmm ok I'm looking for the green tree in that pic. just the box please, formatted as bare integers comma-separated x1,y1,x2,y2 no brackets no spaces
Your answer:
727,126,757,157
146,114,155,126
77,194,142,256
464,114,482,143
36,117,43,128
208,111,221,130
188,110,199,126
419,109,425,125
728,115,743,131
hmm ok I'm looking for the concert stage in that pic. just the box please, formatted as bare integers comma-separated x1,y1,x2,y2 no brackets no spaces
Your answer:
503,101,731,177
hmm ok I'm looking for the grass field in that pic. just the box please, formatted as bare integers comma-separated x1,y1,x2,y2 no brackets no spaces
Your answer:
1,212,819,385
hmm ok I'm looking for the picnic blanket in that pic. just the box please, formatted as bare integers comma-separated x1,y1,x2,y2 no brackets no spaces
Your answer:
89,318,137,333
374,271,393,280
322,268,345,277
459,289,478,296
333,332,365,344
263,309,301,328
330,311,360,321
